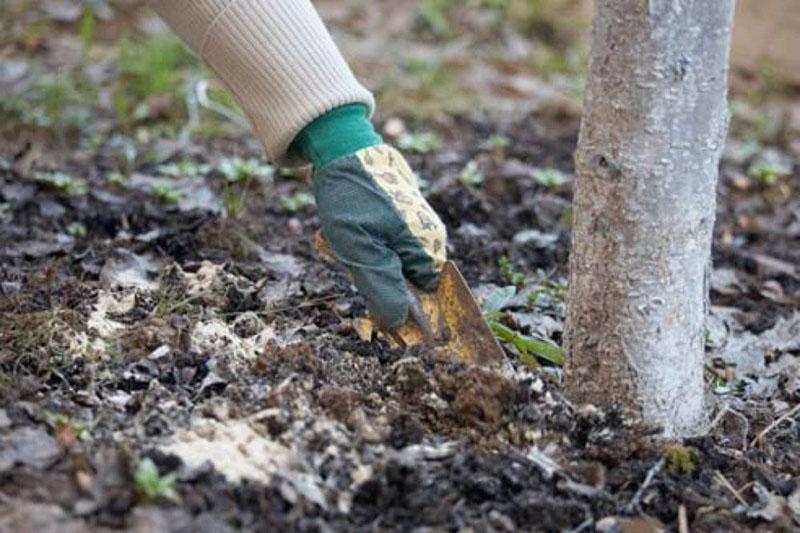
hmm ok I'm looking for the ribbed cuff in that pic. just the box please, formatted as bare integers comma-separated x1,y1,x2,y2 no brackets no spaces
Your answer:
291,104,382,169
150,0,375,165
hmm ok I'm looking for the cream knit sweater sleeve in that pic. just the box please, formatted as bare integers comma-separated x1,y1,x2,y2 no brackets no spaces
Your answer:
150,0,375,164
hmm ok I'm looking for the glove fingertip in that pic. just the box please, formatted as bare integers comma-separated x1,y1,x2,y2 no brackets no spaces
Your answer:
370,291,409,330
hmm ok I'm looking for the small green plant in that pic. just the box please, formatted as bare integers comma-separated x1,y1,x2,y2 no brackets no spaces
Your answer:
520,271,567,319
106,172,128,187
664,446,697,475
114,35,197,126
32,172,88,196
79,4,96,60
533,168,569,189
152,184,182,205
2,78,93,131
222,186,247,219
152,284,192,317
499,255,526,287
481,285,564,366
459,160,484,187
481,285,517,323
748,161,790,186
281,192,315,212
487,134,511,150
217,157,274,218
415,0,455,37
66,222,87,238
397,131,443,154
158,160,211,179
49,413,90,442
134,458,180,503
218,157,274,183
487,133,511,163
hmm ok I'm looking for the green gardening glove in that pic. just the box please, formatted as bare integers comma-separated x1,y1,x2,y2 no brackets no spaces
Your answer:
292,104,447,329
313,144,447,329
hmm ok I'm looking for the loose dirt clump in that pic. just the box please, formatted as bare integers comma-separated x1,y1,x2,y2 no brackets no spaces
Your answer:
441,366,515,429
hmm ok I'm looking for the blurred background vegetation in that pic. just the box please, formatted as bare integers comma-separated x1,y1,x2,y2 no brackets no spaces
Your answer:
0,0,797,170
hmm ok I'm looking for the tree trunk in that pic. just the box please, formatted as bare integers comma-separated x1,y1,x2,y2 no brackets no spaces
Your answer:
564,0,735,436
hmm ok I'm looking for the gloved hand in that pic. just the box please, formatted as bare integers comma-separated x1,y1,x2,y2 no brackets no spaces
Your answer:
313,144,447,329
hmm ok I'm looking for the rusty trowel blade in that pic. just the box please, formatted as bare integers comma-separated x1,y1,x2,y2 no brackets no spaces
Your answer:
392,261,505,366
314,231,504,365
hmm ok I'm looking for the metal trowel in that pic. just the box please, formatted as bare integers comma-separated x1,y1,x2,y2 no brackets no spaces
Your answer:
316,232,506,366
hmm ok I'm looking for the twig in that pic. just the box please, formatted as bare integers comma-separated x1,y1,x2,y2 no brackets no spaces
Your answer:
748,402,800,449
194,79,251,129
678,504,689,533
714,470,748,507
625,458,665,513
566,517,593,533
707,404,731,432
707,403,750,450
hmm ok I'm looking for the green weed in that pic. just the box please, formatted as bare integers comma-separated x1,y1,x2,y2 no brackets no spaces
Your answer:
281,192,315,212
49,413,90,442
526,273,567,318
152,184,182,205
218,157,274,183
134,458,180,503
222,186,247,219
66,222,87,238
499,255,526,287
217,157,273,218
1,77,93,131
106,172,128,187
748,160,790,186
487,134,511,162
397,131,443,154
664,446,697,475
32,171,88,196
158,160,211,179
459,160,484,187
415,0,455,38
79,4,96,59
0,309,83,378
114,35,197,126
481,285,564,366
152,284,192,317
533,168,569,189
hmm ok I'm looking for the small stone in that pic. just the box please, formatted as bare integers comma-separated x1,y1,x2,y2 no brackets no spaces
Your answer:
107,391,132,409
75,470,94,493
512,229,559,248
595,516,619,533
148,345,171,361
72,498,97,516
286,217,303,235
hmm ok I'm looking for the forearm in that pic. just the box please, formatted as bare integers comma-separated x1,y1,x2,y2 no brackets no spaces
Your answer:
150,0,374,164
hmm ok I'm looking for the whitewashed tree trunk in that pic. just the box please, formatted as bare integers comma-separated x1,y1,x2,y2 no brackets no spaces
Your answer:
564,0,735,436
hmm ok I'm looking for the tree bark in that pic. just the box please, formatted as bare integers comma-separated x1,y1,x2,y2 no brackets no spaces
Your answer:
564,0,735,436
